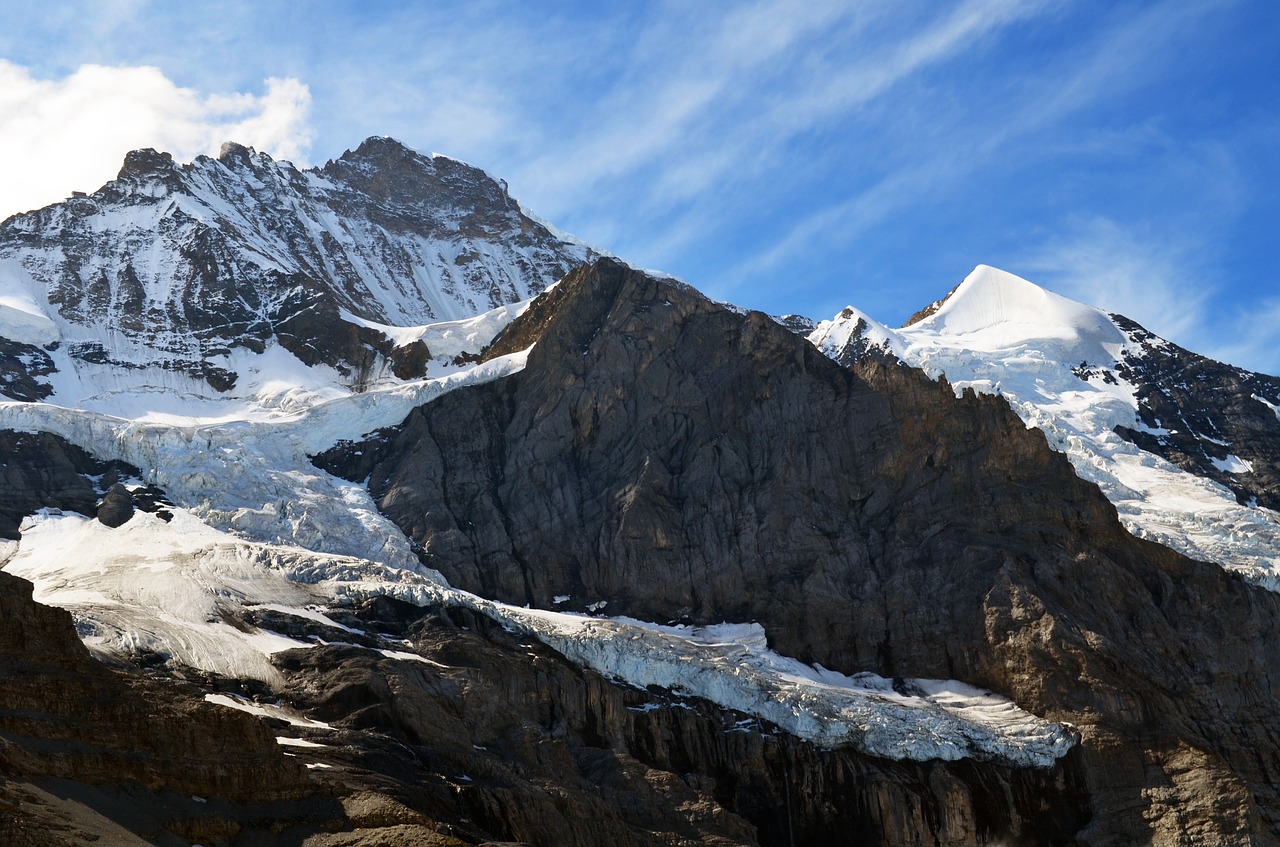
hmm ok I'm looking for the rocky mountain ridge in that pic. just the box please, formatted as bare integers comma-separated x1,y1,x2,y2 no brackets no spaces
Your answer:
317,258,1280,843
809,265,1280,589
0,136,593,404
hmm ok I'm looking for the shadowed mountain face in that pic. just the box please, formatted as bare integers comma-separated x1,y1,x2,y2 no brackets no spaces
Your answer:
1106,313,1280,510
318,259,1280,844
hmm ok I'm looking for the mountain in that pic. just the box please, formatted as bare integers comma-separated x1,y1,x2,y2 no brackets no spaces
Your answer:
809,265,1280,590
2,140,1280,846
0,136,594,412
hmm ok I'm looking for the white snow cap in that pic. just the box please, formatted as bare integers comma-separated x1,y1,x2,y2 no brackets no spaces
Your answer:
915,264,1123,348
807,304,906,361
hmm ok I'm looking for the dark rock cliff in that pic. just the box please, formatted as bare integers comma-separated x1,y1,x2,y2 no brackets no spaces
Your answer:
0,563,1087,847
0,431,133,540
0,569,337,844
267,599,1089,847
317,259,1280,844
0,431,175,539
1103,314,1280,510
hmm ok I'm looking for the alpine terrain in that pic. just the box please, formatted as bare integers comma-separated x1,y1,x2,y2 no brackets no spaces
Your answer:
2,138,1279,846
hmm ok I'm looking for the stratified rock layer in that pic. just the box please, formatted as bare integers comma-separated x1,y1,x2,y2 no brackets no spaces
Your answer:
271,599,1089,846
318,259,1280,845
0,569,332,842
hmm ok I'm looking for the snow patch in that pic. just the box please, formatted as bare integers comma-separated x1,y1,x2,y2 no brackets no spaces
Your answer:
204,693,334,729
276,736,325,748
1211,454,1253,475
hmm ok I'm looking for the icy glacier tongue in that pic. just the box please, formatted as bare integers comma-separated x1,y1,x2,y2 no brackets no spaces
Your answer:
810,264,1280,589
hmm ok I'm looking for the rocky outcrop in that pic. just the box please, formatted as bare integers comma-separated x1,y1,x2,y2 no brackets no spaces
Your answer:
1103,313,1280,510
0,572,480,846
264,598,1089,847
0,570,329,840
0,431,179,539
317,259,1280,844
0,564,1087,847
95,483,135,528
0,339,55,402
0,431,135,540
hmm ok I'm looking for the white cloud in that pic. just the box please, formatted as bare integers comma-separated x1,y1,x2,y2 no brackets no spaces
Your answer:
0,62,312,220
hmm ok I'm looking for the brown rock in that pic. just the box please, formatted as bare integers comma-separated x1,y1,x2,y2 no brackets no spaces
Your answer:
96,483,135,528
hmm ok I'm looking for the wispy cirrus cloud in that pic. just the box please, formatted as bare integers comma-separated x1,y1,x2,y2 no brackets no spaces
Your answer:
1018,216,1215,343
0,61,312,220
1213,298,1280,377
708,0,1233,314
1016,205,1280,377
0,0,1272,375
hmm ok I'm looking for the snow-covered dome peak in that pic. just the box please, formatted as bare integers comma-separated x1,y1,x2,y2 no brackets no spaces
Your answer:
912,264,1123,351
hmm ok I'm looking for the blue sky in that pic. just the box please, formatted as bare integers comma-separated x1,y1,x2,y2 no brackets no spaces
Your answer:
1,0,1277,371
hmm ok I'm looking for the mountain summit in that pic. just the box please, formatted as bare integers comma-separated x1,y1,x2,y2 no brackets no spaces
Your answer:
811,265,1280,587
0,138,594,408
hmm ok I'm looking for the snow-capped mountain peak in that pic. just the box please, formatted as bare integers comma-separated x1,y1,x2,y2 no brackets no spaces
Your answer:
809,264,1280,590
0,137,597,417
912,264,1124,352
807,304,903,366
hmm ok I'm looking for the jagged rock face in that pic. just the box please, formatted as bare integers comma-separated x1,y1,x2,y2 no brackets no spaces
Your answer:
1103,314,1280,510
318,260,1280,844
0,431,179,540
0,569,487,846
0,431,136,540
0,570,312,804
0,338,55,401
319,260,1122,670
0,565,1087,847
0,136,593,394
269,599,1089,847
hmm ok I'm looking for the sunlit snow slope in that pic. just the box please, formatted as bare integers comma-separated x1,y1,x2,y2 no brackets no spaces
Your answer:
810,264,1280,589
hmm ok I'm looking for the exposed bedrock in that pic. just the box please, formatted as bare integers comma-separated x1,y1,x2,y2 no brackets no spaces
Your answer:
1107,313,1280,511
317,259,1280,844
272,599,1090,847
0,570,340,844
0,430,138,540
